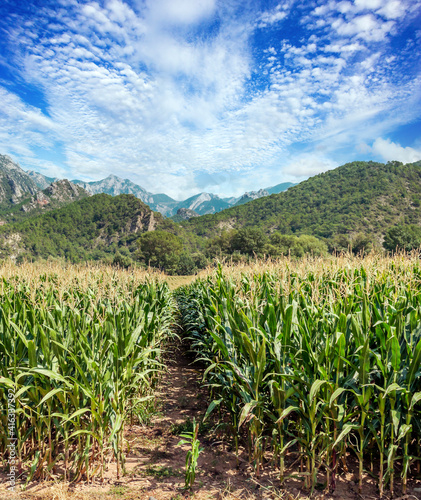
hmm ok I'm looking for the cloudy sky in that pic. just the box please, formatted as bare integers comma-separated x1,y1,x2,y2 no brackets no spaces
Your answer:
0,0,420,199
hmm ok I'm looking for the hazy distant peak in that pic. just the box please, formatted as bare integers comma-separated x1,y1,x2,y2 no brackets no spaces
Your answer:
27,170,57,189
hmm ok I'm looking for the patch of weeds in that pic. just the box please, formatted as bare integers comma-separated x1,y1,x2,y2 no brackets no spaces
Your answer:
108,485,129,497
130,397,163,426
144,465,183,478
170,417,211,436
178,395,190,408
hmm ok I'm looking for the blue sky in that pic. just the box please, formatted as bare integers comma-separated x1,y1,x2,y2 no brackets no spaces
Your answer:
0,0,420,199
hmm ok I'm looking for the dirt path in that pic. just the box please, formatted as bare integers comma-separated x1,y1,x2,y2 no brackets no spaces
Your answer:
7,345,260,500
114,343,261,499
4,344,421,500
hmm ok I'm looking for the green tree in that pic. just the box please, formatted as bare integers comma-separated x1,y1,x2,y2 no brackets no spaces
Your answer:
137,231,183,271
177,252,197,275
295,234,328,257
231,227,268,256
268,233,327,257
328,234,351,254
383,224,421,252
112,251,133,269
206,230,236,258
351,233,373,255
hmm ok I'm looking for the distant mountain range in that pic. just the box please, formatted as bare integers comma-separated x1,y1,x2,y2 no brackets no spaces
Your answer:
0,155,89,223
26,166,295,217
0,153,296,223
0,154,419,268
70,176,295,216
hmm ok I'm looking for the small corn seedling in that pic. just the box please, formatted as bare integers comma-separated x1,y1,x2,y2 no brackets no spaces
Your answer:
177,418,204,489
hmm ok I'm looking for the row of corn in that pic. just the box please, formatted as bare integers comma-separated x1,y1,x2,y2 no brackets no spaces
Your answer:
0,270,174,483
176,261,421,496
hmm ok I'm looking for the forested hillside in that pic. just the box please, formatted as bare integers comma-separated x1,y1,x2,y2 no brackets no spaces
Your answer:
0,160,420,273
184,161,421,242
0,194,179,263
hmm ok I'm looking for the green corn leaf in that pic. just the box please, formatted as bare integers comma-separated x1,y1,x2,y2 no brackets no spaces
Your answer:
332,424,360,448
406,338,421,387
238,400,257,428
310,379,326,404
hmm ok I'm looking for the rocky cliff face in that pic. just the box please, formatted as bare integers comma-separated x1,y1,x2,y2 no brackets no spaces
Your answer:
234,189,269,206
175,208,200,220
21,179,90,213
73,174,151,198
175,192,231,215
27,170,57,189
44,179,89,202
0,155,40,205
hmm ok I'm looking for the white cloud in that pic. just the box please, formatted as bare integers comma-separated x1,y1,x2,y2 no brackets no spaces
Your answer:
332,14,395,41
282,155,337,178
355,0,383,10
0,0,420,197
377,0,407,19
145,0,216,26
0,87,57,155
257,2,292,27
372,138,421,163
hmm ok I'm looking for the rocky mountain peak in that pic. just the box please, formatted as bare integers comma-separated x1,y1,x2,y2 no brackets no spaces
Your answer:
0,154,40,205
44,179,89,201
235,188,269,206
21,179,90,213
176,208,200,220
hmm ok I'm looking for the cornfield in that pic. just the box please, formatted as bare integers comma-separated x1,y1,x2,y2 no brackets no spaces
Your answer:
1,256,421,497
0,263,174,483
176,256,421,496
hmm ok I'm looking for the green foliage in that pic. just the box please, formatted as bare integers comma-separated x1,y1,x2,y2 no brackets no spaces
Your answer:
0,273,175,482
112,250,133,269
207,230,328,259
351,232,373,255
137,230,183,271
0,194,159,262
184,160,421,245
176,262,421,494
137,231,208,275
177,418,204,489
0,194,201,268
144,465,182,478
2,160,421,272
231,227,268,255
176,252,197,275
268,233,328,257
383,224,421,252
206,230,236,258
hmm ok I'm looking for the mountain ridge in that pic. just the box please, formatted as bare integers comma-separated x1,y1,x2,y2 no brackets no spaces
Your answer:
0,159,420,272
184,160,421,245
0,193,171,263
30,168,294,216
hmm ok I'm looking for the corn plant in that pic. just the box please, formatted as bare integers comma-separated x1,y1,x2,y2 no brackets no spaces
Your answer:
177,418,204,489
176,256,421,495
0,266,174,484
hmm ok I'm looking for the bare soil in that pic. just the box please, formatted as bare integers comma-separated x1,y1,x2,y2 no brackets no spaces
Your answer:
1,344,420,500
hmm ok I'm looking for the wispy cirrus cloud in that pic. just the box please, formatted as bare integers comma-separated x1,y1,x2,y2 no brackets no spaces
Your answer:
0,0,419,198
